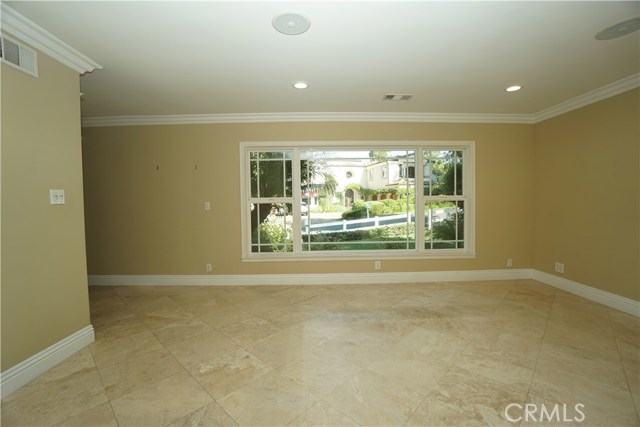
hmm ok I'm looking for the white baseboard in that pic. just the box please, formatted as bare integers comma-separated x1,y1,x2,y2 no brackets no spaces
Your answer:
88,269,533,287
0,325,95,399
89,269,639,317
532,270,639,317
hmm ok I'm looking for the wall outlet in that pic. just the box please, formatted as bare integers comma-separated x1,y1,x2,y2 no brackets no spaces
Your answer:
49,189,65,205
374,260,381,270
206,263,212,272
554,262,564,274
506,258,513,268
204,201,211,211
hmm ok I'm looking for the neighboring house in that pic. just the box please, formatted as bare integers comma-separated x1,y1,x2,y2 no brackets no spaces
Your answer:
321,155,425,207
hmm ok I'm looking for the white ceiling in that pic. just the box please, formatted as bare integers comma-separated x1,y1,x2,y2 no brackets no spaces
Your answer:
4,1,640,120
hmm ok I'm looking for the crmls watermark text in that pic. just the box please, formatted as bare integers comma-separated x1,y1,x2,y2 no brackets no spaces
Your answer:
504,403,586,423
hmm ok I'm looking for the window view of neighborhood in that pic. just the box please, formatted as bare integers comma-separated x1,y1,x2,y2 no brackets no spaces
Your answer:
247,147,468,256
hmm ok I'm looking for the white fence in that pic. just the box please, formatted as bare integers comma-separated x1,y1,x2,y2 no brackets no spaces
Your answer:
303,213,414,234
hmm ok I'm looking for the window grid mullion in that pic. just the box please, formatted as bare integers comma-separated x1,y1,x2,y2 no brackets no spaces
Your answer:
292,149,302,255
243,142,473,259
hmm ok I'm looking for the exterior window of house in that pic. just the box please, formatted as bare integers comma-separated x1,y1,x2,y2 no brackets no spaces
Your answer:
368,169,374,180
401,165,415,178
381,166,387,178
240,141,474,260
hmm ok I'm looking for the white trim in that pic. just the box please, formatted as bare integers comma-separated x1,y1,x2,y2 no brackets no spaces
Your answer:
532,270,639,317
88,270,639,317
0,4,102,74
88,269,533,287
0,325,95,399
80,74,639,128
533,73,640,123
239,141,476,260
81,112,534,128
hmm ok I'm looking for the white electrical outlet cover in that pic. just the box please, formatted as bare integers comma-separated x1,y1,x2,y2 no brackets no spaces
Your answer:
49,189,65,205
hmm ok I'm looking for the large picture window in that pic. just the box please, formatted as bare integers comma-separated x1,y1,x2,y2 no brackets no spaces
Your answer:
241,141,474,260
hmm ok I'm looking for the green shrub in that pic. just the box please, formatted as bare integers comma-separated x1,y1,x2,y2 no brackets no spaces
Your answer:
341,201,393,220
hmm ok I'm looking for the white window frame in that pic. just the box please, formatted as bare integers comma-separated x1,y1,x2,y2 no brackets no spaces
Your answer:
240,141,475,261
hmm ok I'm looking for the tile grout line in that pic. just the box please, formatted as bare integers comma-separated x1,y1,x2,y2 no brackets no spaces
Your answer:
606,309,640,424
522,290,555,406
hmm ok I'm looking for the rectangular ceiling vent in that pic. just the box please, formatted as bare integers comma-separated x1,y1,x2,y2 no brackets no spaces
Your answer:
0,36,38,77
383,94,413,101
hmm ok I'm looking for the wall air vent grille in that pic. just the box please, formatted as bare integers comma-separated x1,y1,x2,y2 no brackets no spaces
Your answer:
0,36,38,77
383,94,413,101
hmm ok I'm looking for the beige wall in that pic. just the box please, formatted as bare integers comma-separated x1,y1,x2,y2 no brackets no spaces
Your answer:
1,46,90,370
82,122,535,276
533,89,640,301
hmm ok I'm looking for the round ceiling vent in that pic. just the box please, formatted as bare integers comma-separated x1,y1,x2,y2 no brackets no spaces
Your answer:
272,12,311,35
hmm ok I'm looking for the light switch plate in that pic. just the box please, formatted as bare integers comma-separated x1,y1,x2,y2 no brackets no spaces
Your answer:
49,189,65,205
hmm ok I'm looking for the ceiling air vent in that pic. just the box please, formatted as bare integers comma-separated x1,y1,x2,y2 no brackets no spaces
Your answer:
383,94,413,101
0,36,38,77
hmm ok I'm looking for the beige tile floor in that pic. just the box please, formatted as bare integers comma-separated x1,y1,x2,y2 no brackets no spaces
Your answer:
2,280,639,426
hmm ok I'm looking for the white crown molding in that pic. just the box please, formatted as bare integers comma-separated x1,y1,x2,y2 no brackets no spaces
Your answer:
80,71,639,127
81,112,534,128
0,325,94,399
533,73,640,123
0,4,102,74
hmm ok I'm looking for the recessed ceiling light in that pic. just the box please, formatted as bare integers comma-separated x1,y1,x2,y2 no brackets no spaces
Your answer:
596,17,640,40
506,85,522,92
273,12,311,35
293,81,309,89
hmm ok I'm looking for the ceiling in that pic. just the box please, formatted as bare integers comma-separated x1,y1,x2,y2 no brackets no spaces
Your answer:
4,1,640,120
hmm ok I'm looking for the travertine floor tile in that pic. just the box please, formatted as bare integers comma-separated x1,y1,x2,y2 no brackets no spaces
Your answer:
323,369,423,426
98,347,185,399
244,328,320,369
53,401,118,427
219,316,282,346
318,329,393,366
189,348,273,399
406,400,484,426
165,330,239,369
139,307,212,345
287,400,359,426
277,347,362,398
90,329,164,368
428,366,529,426
218,371,318,426
1,368,108,427
4,280,638,427
2,348,96,403
167,401,237,427
110,371,212,427
529,368,638,426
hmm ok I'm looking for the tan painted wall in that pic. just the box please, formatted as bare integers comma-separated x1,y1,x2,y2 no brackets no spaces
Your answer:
82,122,534,276
533,89,640,301
1,47,90,370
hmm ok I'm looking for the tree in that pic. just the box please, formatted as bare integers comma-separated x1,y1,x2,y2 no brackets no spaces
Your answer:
250,153,336,240
369,151,388,161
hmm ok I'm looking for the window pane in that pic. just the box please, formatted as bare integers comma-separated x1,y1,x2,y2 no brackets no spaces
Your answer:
302,218,416,251
299,149,415,252
250,151,292,198
250,203,292,253
423,150,463,196
424,201,464,249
